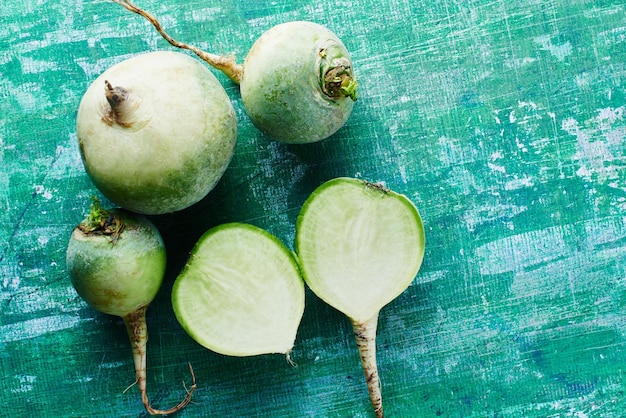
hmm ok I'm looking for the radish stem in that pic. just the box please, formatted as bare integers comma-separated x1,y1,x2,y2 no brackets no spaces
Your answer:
103,81,133,127
351,314,383,418
123,306,197,415
110,0,243,83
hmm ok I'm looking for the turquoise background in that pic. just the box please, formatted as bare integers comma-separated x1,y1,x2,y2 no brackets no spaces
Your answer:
1,0,625,416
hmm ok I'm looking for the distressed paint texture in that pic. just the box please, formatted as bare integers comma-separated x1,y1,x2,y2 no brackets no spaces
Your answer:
1,0,625,417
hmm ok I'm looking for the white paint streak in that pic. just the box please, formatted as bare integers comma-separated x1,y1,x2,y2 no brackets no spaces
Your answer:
0,314,85,343
188,7,223,22
534,35,573,61
34,185,53,200
415,269,446,285
504,57,537,69
437,135,480,167
504,176,534,191
597,25,626,46
518,101,538,110
4,281,83,315
47,140,85,180
464,203,528,232
247,12,300,29
562,106,625,185
575,72,593,89
74,54,136,79
19,56,59,74
11,374,37,393
475,225,569,275
99,361,126,369
488,161,506,173
597,106,624,128
2,275,21,291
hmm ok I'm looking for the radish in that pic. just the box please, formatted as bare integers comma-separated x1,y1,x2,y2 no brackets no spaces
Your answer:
66,198,196,415
295,178,425,417
76,50,237,215
172,223,305,357
110,0,358,144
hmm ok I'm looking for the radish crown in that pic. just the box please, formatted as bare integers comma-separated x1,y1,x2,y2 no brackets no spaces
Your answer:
320,45,358,101
77,197,124,242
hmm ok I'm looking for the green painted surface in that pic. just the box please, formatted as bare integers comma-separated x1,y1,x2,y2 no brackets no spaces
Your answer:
1,0,625,417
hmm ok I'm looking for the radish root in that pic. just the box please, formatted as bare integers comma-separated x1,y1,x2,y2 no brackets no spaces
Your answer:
351,315,383,418
110,0,243,84
123,306,197,415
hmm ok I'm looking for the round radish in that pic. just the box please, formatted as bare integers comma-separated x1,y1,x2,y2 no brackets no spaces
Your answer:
111,0,358,144
76,50,237,215
66,198,196,415
239,21,357,143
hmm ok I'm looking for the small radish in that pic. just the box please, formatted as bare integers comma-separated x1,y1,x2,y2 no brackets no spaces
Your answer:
295,178,426,417
66,198,196,415
110,0,358,144
76,50,237,215
239,21,357,143
172,223,305,358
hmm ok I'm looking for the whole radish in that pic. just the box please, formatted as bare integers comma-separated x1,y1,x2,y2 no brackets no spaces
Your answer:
110,0,358,144
240,21,357,143
66,198,196,415
76,50,237,215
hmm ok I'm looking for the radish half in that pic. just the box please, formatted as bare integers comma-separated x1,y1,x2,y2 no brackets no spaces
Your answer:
172,223,305,357
295,177,425,418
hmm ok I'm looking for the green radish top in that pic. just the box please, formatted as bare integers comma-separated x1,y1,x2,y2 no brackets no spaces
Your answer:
319,43,358,101
172,223,305,357
295,177,425,324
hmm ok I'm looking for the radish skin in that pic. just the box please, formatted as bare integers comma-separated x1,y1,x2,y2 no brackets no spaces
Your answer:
352,315,383,418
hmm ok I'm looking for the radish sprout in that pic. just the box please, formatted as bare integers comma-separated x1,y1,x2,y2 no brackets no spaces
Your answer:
295,178,425,417
110,0,357,144
66,198,196,415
